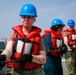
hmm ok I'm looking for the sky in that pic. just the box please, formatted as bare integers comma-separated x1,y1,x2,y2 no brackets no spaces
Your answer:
0,0,76,39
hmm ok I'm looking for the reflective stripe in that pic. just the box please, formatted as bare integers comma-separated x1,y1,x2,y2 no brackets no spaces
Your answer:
16,40,24,53
16,40,32,54
56,39,62,47
23,43,32,54
71,34,76,40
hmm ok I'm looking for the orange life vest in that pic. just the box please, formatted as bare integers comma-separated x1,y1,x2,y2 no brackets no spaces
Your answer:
63,29,76,46
6,25,42,70
42,29,63,57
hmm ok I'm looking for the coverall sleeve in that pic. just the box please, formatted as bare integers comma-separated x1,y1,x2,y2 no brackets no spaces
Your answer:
43,34,59,57
43,34,51,50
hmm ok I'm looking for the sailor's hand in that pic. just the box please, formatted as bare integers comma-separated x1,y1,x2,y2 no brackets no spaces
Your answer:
0,55,6,69
68,47,72,52
57,47,66,53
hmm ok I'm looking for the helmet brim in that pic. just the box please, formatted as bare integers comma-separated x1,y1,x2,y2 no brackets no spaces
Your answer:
19,13,37,17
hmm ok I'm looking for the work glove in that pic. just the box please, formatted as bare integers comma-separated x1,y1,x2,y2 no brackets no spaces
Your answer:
14,54,33,63
47,50,58,57
46,50,51,57
0,55,6,70
57,47,65,53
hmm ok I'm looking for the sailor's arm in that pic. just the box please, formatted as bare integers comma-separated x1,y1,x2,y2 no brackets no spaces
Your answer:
63,32,72,51
1,40,13,59
32,36,46,64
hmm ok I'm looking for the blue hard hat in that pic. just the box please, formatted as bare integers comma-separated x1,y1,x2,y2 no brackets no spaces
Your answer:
67,19,75,26
19,3,37,17
51,18,65,27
